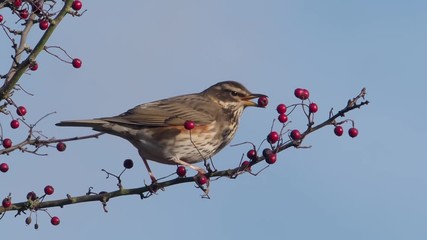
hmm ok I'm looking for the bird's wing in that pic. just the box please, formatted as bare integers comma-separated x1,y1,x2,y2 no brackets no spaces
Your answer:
99,95,217,127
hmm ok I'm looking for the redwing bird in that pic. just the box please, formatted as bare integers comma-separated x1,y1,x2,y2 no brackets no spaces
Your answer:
56,81,267,182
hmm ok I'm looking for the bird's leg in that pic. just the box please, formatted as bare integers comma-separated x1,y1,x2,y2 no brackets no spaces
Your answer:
136,149,158,183
141,157,164,193
141,157,157,183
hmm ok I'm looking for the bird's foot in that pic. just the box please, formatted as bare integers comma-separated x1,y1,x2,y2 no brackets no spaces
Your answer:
144,176,164,193
203,158,217,174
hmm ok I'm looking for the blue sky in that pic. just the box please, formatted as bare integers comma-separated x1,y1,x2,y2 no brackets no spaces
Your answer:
1,0,427,239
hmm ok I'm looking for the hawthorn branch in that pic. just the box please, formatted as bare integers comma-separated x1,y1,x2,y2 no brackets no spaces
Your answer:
0,132,104,155
0,88,369,215
304,88,368,135
12,12,36,69
0,1,9,9
1,111,104,155
0,176,196,215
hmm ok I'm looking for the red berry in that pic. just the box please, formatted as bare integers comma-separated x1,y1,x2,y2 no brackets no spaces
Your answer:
10,119,19,129
0,15,4,23
2,138,12,148
257,96,268,107
39,19,49,30
246,149,257,160
334,126,344,136
294,88,304,99
276,104,287,114
348,128,359,138
176,166,186,177
262,148,272,158
26,191,37,201
123,159,134,169
301,89,310,100
51,216,60,226
72,58,82,68
290,129,302,140
309,103,318,113
0,163,9,173
44,185,54,195
265,153,277,164
56,142,66,152
29,63,38,71
2,198,11,208
240,160,251,171
72,0,83,11
16,106,27,116
294,88,309,100
196,174,208,185
19,9,29,19
278,113,288,123
184,120,195,130
13,0,22,7
267,131,280,144
262,148,277,164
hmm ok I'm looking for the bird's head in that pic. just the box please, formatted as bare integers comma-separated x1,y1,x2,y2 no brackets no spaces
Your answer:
202,81,267,110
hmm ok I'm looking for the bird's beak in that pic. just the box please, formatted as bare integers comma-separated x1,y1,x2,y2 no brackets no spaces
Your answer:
242,93,268,107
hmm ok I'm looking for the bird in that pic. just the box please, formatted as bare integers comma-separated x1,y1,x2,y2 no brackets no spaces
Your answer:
56,81,267,183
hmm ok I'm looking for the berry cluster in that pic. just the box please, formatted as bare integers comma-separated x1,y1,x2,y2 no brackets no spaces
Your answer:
1,1,84,71
0,0,88,179
0,105,29,173
0,0,111,228
295,87,358,138
239,149,257,171
0,104,71,176
0,1,85,166
241,87,362,170
276,103,288,123
294,88,310,100
262,148,277,164
2,184,60,228
334,125,359,138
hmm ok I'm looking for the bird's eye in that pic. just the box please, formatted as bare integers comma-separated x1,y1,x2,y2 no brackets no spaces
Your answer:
230,91,238,96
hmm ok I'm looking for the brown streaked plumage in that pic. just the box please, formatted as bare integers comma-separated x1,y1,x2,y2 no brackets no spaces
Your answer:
56,81,267,182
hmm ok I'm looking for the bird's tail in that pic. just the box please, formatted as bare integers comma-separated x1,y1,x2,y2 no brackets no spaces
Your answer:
55,119,108,128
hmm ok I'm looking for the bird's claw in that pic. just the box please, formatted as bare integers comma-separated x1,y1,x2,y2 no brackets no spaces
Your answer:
144,177,164,193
